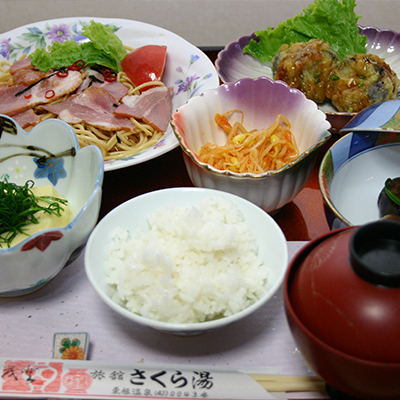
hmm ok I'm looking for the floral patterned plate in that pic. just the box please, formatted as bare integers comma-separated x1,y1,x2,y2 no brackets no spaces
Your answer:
0,17,220,171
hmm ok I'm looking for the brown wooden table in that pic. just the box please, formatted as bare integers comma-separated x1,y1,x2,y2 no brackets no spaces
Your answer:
99,48,341,242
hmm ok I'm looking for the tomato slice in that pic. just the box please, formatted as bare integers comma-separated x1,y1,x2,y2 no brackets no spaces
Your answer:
121,45,167,91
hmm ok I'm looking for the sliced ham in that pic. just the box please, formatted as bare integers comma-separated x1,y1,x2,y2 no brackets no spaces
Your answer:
114,86,173,132
0,84,34,116
0,71,84,117
40,86,134,131
10,58,47,86
77,70,129,100
9,58,33,75
13,109,40,129
12,69,47,86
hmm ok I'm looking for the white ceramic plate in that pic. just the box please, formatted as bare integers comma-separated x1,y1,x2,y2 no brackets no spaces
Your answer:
0,17,220,171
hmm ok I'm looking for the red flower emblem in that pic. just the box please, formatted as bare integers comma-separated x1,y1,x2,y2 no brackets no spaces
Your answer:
21,231,64,252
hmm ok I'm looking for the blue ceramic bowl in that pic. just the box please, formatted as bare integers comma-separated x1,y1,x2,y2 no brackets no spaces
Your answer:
0,115,103,296
319,130,400,229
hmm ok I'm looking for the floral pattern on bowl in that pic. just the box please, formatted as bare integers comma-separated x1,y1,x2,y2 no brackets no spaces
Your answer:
0,17,220,171
0,116,75,186
0,115,104,296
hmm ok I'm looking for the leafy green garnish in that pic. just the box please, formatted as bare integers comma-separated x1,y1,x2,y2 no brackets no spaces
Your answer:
243,0,367,63
30,41,83,72
385,178,400,207
0,178,68,248
29,20,128,72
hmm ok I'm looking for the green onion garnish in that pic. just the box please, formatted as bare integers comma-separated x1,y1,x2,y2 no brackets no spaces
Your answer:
0,178,68,248
385,178,400,207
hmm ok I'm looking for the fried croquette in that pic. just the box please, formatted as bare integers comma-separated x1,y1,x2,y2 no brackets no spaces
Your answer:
272,39,341,103
325,53,399,112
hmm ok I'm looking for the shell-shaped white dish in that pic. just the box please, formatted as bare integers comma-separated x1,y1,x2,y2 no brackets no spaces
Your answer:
171,77,331,214
216,26,400,132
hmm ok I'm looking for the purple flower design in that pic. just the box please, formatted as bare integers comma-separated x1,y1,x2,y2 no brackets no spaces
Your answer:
71,32,87,42
189,54,200,65
0,38,11,60
47,24,72,43
174,54,214,98
176,75,200,95
34,157,67,185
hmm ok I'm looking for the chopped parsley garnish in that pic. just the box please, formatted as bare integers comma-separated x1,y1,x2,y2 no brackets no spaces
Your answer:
0,178,68,248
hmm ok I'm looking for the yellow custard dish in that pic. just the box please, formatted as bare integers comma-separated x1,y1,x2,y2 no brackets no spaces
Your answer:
1,183,71,248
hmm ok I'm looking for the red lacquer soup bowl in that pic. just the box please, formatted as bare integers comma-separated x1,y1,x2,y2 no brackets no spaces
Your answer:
284,220,400,399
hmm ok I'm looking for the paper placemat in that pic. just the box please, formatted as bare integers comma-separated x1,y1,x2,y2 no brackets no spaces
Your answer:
0,242,329,399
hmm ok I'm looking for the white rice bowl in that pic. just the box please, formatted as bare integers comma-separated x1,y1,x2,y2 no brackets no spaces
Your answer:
106,195,268,323
85,187,288,335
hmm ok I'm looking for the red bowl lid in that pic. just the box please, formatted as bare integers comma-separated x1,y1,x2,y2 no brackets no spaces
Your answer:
289,220,400,363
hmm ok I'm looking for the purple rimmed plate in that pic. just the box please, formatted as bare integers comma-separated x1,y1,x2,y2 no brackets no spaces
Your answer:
216,26,400,133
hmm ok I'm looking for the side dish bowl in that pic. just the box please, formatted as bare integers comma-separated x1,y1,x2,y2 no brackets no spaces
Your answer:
171,76,331,215
84,187,288,335
319,130,400,229
216,26,400,132
0,115,103,296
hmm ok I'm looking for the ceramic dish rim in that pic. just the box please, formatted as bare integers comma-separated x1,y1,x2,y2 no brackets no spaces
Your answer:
319,134,353,227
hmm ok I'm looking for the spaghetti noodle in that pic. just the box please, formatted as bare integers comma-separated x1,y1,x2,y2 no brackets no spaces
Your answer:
0,60,13,82
198,110,299,174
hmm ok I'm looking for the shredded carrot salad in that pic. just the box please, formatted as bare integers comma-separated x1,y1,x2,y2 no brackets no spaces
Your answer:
198,110,300,174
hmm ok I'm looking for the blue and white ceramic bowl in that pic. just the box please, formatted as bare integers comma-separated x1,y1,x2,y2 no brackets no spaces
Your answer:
341,99,400,133
0,115,103,296
319,130,400,229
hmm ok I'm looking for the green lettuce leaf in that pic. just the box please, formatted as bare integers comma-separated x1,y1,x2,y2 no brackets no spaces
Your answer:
81,21,127,71
29,20,128,72
243,0,367,63
30,41,83,72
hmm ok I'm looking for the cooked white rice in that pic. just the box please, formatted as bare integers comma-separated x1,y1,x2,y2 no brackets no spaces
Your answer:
105,194,268,324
